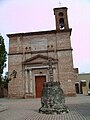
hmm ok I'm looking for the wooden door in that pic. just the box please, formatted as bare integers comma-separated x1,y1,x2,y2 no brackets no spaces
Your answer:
35,76,46,98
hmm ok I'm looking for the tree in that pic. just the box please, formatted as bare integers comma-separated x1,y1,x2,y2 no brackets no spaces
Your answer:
0,34,7,84
2,72,9,89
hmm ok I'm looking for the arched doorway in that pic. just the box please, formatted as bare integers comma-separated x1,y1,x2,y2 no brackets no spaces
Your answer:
75,83,79,94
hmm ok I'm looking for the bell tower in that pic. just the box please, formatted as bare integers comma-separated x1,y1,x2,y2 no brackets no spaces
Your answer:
54,7,69,31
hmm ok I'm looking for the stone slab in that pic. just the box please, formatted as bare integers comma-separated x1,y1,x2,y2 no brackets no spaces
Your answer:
0,104,8,112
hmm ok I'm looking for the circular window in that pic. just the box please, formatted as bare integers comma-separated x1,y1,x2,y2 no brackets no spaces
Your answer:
59,12,63,16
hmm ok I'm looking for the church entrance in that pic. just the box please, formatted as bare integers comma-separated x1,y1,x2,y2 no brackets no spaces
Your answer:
35,76,46,98
75,83,79,94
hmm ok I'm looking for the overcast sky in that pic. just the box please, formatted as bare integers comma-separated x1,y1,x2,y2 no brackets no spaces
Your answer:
0,0,90,74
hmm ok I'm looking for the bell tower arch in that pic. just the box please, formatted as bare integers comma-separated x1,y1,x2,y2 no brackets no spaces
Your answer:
54,7,69,31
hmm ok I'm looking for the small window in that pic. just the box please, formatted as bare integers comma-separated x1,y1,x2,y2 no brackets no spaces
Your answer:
51,45,53,48
59,12,63,16
25,47,28,50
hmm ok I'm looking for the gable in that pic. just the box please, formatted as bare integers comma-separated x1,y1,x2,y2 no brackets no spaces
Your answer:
22,54,57,65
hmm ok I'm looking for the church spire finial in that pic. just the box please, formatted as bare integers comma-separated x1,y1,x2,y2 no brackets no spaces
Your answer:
59,0,61,6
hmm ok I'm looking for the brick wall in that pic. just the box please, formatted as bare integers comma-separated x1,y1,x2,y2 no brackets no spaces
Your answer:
8,31,76,98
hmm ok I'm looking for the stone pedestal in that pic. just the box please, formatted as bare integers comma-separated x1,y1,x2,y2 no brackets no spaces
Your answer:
39,81,69,114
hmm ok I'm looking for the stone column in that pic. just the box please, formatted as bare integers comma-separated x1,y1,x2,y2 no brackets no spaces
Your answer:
25,70,29,93
30,70,33,93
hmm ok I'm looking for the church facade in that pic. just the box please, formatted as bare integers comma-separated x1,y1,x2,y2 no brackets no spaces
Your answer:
7,7,76,98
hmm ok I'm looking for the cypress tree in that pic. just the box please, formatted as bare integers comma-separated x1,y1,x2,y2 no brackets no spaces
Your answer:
0,34,7,84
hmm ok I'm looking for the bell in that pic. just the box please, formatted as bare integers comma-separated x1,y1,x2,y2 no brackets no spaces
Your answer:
60,22,64,29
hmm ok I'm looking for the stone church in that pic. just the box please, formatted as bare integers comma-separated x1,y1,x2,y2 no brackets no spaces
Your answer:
7,7,76,98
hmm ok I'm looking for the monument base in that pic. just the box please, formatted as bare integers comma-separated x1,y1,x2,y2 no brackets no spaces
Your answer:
39,81,69,114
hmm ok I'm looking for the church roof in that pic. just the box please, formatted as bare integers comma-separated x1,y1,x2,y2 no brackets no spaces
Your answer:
7,29,72,38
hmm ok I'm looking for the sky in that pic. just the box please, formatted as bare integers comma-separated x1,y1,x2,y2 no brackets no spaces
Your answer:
0,0,90,74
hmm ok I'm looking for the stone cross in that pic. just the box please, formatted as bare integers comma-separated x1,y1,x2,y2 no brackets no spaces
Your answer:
43,58,56,82
48,58,54,82
59,1,61,6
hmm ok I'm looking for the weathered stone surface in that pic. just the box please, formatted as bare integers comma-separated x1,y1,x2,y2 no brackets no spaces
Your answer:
0,104,7,112
39,81,69,114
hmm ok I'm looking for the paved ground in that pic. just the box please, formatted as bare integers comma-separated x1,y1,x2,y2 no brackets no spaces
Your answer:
0,94,90,120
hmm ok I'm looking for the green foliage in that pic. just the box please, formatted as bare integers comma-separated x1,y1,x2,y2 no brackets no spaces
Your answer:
0,35,7,83
2,72,9,89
